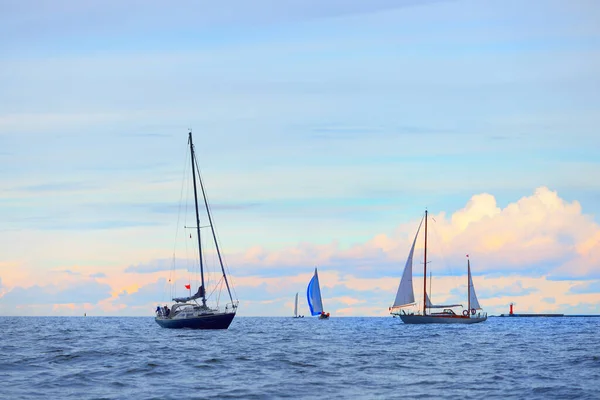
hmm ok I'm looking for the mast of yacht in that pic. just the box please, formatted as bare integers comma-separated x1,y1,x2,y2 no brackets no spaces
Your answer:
188,130,207,307
423,210,428,316
467,256,471,316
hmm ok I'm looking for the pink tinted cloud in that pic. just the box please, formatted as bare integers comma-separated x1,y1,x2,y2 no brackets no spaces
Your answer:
2,186,599,316
224,187,599,281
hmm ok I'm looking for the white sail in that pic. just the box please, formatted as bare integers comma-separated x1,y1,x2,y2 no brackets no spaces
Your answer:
294,292,298,317
307,268,324,316
392,217,424,309
468,262,482,310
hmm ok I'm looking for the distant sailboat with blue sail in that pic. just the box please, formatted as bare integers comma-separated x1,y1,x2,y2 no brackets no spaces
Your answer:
307,268,330,319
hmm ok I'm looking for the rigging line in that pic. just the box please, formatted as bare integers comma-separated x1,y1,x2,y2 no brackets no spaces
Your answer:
197,167,238,302
173,141,190,300
202,230,209,295
188,132,207,306
206,218,238,301
171,142,190,300
216,276,223,307
193,151,235,304
185,151,193,300
179,150,194,301
206,275,224,300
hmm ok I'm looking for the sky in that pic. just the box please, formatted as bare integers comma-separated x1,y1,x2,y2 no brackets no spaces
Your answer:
1,0,599,316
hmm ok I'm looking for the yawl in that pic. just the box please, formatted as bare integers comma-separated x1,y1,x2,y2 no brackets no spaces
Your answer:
390,210,487,324
155,131,238,329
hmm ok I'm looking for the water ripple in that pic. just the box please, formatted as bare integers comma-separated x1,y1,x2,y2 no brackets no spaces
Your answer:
0,316,600,399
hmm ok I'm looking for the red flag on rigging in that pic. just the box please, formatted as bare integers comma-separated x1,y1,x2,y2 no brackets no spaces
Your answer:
185,284,191,290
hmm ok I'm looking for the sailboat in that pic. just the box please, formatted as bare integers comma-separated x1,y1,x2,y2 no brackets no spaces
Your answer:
293,292,303,318
155,131,239,329
307,268,330,319
390,210,487,324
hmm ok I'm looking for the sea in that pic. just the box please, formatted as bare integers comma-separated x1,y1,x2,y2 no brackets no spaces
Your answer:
1,316,599,399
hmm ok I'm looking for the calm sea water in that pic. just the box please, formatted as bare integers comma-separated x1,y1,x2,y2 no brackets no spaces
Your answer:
1,316,599,399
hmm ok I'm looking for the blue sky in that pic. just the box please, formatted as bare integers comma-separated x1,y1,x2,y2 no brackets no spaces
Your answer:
1,0,599,316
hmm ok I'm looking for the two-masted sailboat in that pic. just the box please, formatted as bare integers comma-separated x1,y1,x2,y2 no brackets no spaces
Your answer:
390,210,487,324
307,268,330,319
155,131,238,329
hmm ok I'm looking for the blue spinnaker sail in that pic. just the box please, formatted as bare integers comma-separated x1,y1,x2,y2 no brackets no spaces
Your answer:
307,268,324,316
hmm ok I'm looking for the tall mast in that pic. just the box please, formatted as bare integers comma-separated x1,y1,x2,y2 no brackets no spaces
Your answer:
197,157,235,304
188,131,207,307
423,209,428,315
467,257,471,316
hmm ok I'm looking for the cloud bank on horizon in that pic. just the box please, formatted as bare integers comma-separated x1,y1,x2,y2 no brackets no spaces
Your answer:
0,0,599,316
0,187,598,316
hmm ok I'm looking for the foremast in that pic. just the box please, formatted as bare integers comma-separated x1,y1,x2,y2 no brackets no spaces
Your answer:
423,210,428,316
467,256,471,315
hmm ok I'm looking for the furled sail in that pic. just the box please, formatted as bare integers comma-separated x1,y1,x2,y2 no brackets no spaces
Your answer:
468,262,482,310
426,293,462,309
307,268,324,316
172,286,205,303
391,217,424,309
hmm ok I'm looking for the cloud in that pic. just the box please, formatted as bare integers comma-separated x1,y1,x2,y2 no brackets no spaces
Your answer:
476,281,539,298
42,220,163,231
1,0,447,45
2,186,599,316
125,258,195,274
568,281,600,294
116,278,168,307
54,269,81,276
0,280,112,307
17,182,92,192
226,186,600,280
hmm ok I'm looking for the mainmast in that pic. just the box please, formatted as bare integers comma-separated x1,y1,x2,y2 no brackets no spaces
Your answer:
188,130,207,307
423,210,428,315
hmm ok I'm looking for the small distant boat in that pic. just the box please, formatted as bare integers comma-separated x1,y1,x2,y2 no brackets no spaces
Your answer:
307,268,330,319
293,292,304,318
155,131,238,329
390,210,487,324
